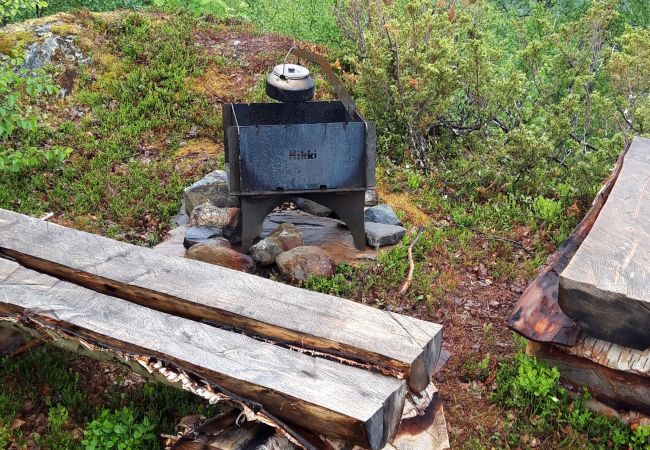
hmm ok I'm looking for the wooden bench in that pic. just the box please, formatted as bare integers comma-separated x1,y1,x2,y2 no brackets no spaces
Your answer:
0,208,445,449
559,137,650,349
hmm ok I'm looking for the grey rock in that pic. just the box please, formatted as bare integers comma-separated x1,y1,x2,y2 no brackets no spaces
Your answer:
172,201,190,227
183,170,239,215
292,197,332,217
186,242,255,273
22,34,90,73
249,223,303,265
183,226,225,249
276,246,335,281
250,237,285,266
365,189,379,206
190,203,228,228
364,222,406,247
364,204,402,226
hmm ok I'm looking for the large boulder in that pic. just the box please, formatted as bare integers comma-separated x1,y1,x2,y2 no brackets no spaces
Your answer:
249,223,303,265
276,246,335,281
185,241,255,273
364,204,402,226
183,170,239,215
364,222,406,247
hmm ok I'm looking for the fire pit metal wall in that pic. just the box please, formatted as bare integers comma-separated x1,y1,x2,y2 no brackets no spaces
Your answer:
222,48,375,252
224,101,372,194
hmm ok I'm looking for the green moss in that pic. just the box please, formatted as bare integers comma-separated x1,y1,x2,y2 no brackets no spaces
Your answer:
0,31,37,57
50,22,79,36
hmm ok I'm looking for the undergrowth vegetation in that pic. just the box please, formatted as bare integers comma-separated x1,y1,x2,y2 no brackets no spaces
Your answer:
2,0,650,448
491,343,650,449
0,346,218,449
336,0,650,245
0,55,70,172
1,12,217,242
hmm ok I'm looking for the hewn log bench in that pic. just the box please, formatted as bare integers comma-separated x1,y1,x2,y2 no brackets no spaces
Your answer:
0,208,445,449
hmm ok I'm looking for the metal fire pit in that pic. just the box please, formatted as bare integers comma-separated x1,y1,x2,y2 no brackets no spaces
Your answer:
223,48,376,252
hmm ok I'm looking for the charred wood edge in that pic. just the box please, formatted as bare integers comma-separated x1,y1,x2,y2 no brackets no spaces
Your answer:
0,313,318,450
507,141,632,346
0,250,411,389
167,369,449,450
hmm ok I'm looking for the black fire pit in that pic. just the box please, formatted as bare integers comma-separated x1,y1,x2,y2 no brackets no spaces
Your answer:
223,48,376,252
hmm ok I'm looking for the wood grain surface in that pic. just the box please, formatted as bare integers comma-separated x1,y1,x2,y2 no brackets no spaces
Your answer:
0,208,442,391
559,137,650,349
0,258,406,449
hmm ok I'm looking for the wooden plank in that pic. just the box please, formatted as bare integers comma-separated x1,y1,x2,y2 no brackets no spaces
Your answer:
559,137,650,349
0,208,442,392
507,141,632,346
0,258,406,449
528,341,650,415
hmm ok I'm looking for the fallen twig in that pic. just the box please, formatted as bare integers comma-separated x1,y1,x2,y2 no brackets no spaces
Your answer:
460,225,534,257
399,228,425,296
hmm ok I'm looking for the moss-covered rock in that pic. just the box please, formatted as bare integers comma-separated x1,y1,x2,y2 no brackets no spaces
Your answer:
0,30,36,57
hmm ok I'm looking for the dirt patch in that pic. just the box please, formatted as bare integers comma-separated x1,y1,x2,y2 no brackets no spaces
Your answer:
377,188,431,226
174,138,222,178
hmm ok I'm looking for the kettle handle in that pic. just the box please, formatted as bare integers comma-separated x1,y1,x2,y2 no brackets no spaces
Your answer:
284,46,357,116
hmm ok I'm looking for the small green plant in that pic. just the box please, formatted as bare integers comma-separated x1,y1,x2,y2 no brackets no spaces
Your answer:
406,171,421,191
81,407,155,450
492,350,650,449
0,423,9,449
532,196,563,226
48,404,70,431
0,55,70,173
0,0,48,24
463,353,491,382
303,264,358,297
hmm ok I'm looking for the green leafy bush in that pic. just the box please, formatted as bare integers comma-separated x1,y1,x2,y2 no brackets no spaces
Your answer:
151,0,249,20
81,407,155,450
336,0,650,239
0,0,48,24
0,55,70,172
48,404,70,431
532,196,563,226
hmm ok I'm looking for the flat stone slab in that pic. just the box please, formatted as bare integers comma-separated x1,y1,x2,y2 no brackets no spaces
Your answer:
365,222,406,247
260,211,379,265
364,204,402,226
183,226,224,249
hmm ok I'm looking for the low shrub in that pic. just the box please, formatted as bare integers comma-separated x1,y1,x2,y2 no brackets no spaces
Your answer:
81,407,155,450
492,347,650,449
